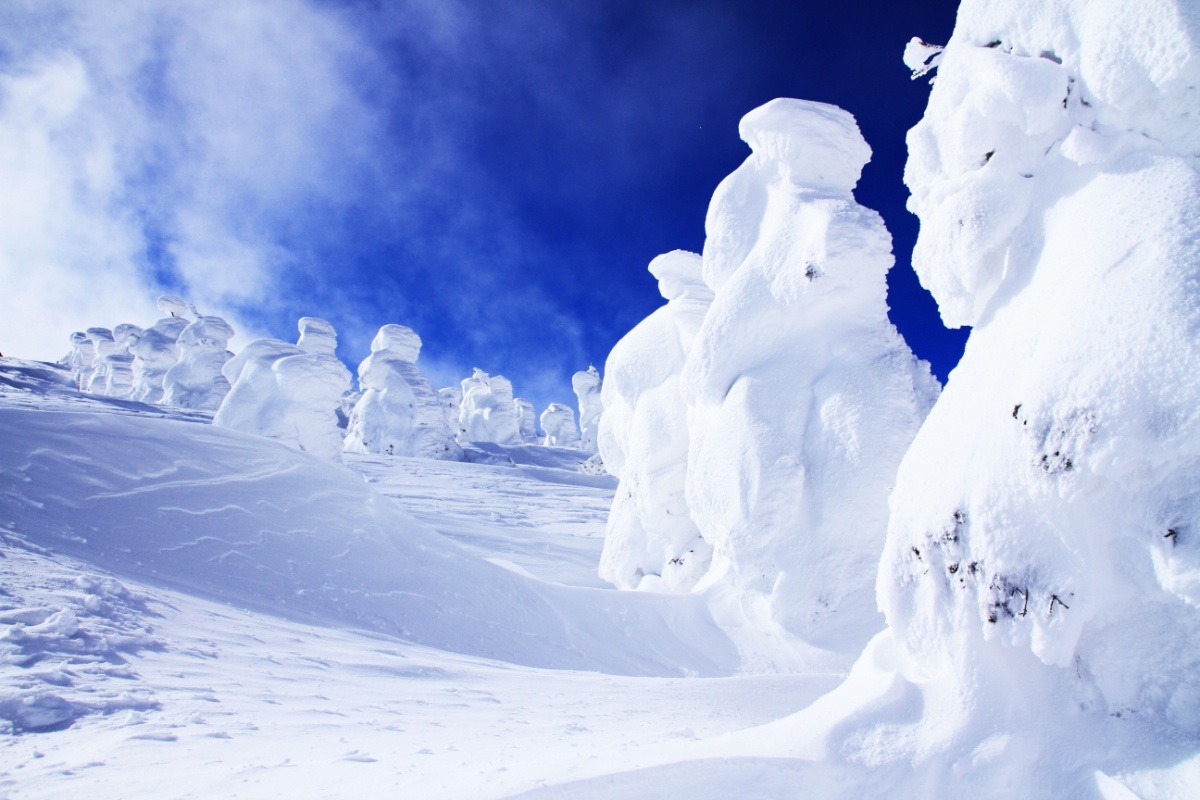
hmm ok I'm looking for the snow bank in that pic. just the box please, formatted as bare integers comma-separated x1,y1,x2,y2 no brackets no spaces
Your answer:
598,251,714,593
681,99,937,654
540,403,580,448
162,316,234,411
515,397,538,442
213,318,351,460
782,1,1200,793
572,366,603,454
344,324,461,460
130,315,189,404
459,369,522,445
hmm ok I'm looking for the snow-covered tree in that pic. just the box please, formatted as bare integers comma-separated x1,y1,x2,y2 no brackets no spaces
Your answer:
540,403,580,448
162,316,234,410
459,369,522,445
790,1,1200,793
598,250,713,592
572,366,603,454
213,318,350,460
344,324,461,460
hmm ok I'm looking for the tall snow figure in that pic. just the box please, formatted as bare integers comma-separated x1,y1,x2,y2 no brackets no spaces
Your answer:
788,2,1200,794
344,324,461,460
96,323,143,398
598,251,714,592
162,316,235,410
572,366,603,454
540,403,580,448
514,398,538,442
66,332,96,391
458,369,522,444
130,314,189,404
213,318,350,460
83,328,115,394
681,99,938,653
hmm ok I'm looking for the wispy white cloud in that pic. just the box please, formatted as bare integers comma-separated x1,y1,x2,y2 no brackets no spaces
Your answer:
0,0,738,411
0,0,387,357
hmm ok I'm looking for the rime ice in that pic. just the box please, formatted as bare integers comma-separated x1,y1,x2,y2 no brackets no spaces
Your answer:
344,324,461,460
598,251,713,593
213,318,350,460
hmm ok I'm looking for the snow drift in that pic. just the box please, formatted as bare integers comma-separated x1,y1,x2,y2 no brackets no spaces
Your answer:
344,324,461,460
213,317,350,460
0,404,735,677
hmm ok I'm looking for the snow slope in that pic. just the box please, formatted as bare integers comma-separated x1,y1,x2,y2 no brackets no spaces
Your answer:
1,358,849,798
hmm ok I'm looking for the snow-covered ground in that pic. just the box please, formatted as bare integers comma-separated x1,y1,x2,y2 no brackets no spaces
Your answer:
0,358,840,798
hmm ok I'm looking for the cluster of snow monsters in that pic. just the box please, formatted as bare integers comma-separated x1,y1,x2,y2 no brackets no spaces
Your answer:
600,0,1200,789
64,308,604,464
599,98,939,657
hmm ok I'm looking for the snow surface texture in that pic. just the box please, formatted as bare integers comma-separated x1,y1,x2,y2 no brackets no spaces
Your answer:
459,369,522,445
344,324,461,460
572,366,603,454
540,403,580,448
161,315,234,411
598,251,714,594
213,317,351,460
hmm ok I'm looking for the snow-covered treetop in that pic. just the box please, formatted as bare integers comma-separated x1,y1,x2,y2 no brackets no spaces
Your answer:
296,317,338,356
112,324,143,346
647,250,711,303
178,316,234,350
906,0,1200,328
737,98,872,193
157,294,197,320
368,324,422,363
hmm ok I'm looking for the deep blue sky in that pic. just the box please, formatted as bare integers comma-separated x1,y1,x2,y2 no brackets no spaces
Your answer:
0,0,967,411
269,0,967,410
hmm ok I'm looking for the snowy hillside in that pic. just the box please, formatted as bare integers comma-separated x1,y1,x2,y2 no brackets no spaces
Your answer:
4,0,1200,797
1,358,838,797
